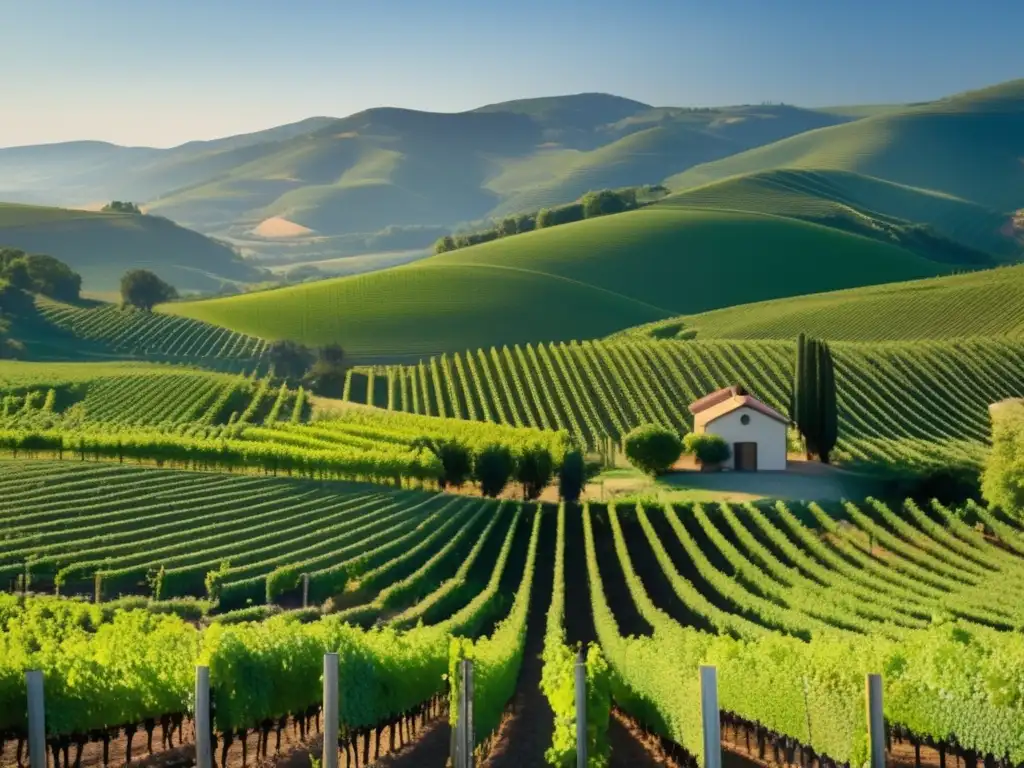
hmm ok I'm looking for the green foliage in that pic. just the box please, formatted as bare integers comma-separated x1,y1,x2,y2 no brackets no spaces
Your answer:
982,401,1024,515
683,433,731,466
413,436,473,489
266,565,302,603
102,201,142,214
542,506,611,766
581,189,631,218
624,424,682,476
120,269,178,311
474,443,515,497
516,445,554,500
791,335,837,462
558,449,586,503
268,339,315,380
0,248,82,301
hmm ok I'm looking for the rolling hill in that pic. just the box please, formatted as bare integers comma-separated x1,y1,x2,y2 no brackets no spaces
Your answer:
161,205,949,359
620,263,1024,342
665,79,1024,216
0,203,266,294
659,169,1017,260
0,94,852,248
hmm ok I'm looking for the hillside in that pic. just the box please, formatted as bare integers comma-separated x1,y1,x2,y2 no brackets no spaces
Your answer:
161,205,948,359
621,263,1024,342
0,203,266,293
665,80,1024,216
0,94,851,249
659,169,1017,259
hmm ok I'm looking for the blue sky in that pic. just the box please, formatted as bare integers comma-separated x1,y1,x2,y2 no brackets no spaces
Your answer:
3,0,1022,147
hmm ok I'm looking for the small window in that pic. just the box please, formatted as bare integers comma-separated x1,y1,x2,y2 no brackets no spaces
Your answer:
740,414,751,425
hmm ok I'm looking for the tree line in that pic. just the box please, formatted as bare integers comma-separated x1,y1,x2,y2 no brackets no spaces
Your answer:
433,185,669,255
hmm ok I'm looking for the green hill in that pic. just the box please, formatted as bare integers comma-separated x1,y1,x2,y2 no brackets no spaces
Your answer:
621,263,1024,342
659,169,1016,259
0,203,266,293
666,80,1024,215
161,205,948,359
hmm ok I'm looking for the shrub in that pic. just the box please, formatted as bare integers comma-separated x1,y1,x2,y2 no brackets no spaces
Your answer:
982,401,1024,515
266,565,301,603
624,424,683,476
558,449,586,503
684,433,731,466
474,444,515,497
413,437,473,489
517,445,554,500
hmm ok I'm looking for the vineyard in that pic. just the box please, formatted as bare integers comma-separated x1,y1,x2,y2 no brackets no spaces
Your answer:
5,476,1024,766
624,263,1024,343
340,337,1024,470
33,298,268,369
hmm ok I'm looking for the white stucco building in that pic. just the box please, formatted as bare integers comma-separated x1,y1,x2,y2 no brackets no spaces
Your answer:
689,386,789,471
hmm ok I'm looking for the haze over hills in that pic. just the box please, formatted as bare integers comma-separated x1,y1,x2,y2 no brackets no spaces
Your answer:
0,93,852,248
0,203,265,294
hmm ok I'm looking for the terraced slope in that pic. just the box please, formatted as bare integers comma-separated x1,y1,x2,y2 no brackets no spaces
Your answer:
0,203,265,293
666,79,1024,215
660,169,1016,259
625,263,1024,342
162,206,945,359
342,337,1024,469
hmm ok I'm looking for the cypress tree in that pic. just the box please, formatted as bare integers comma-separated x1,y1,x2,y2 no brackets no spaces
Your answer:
791,333,806,426
817,340,838,463
803,338,821,459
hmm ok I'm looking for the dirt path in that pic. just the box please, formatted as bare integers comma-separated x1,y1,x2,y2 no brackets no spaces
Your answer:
479,511,556,768
372,717,451,767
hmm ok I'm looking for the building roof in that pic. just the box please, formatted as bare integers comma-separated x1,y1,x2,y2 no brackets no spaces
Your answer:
688,385,744,415
693,394,790,428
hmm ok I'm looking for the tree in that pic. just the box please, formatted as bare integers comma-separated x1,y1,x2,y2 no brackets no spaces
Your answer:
581,189,629,218
434,235,456,254
624,424,683,476
683,433,731,467
268,340,315,381
790,334,838,463
413,437,472,490
557,449,586,503
516,445,554,500
498,217,518,237
302,344,347,397
120,269,177,311
0,249,81,301
102,201,142,214
474,444,515,497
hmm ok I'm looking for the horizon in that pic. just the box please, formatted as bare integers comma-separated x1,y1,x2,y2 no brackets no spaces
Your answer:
4,0,1023,148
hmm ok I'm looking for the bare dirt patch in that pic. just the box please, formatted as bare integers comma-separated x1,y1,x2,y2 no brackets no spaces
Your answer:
252,217,316,238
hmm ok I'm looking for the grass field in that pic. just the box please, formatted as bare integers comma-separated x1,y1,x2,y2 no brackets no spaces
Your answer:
626,263,1024,342
660,168,1017,259
666,80,1024,214
0,203,265,293
340,337,1024,471
161,206,946,358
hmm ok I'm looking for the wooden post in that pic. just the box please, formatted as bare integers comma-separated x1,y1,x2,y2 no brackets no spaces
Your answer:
302,574,310,609
26,670,45,768
575,648,587,768
866,674,885,768
700,665,721,768
455,659,474,768
323,653,339,768
195,666,212,768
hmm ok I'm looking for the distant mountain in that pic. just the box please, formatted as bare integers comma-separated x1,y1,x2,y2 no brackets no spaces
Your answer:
0,93,851,250
4,81,1020,267
0,203,266,294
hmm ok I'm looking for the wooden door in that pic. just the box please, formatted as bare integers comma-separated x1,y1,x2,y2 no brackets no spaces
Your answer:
734,442,758,471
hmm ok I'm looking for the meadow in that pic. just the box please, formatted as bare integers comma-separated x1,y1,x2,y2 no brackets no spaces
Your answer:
162,207,945,357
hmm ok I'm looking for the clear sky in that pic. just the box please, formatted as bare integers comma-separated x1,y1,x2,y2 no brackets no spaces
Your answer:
3,0,1022,148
